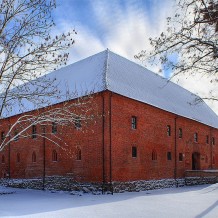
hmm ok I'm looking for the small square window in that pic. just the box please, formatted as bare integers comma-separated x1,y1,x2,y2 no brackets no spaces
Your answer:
167,125,171,136
179,153,183,161
167,152,172,160
131,116,137,129
132,146,137,158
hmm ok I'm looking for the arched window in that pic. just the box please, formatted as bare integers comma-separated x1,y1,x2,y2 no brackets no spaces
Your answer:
52,150,58,162
2,155,5,164
17,153,20,163
152,150,157,161
32,152,36,163
76,147,81,160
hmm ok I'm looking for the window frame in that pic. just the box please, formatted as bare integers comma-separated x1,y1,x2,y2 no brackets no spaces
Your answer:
206,135,209,144
132,146,137,158
178,128,182,138
75,117,82,129
212,137,215,145
167,125,171,136
52,122,57,134
179,153,183,161
32,125,37,139
1,131,5,142
131,116,137,129
167,151,172,160
194,133,198,143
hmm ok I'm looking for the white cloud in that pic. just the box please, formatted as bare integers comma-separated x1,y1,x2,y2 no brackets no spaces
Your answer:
53,0,218,114
172,74,218,114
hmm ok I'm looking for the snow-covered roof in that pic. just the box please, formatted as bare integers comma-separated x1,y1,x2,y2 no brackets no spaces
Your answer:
3,49,218,128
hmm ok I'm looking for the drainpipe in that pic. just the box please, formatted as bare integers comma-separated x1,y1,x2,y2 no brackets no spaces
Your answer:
102,93,105,194
42,126,46,190
174,116,178,187
210,127,213,169
109,92,113,194
8,121,11,179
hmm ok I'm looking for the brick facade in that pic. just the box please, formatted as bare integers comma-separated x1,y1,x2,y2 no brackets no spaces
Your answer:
0,90,217,189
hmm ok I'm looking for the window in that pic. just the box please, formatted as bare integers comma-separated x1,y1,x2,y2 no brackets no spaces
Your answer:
167,152,172,160
17,153,20,163
32,125,37,139
212,137,215,145
206,135,209,144
76,147,81,160
2,155,5,164
75,117,82,129
194,133,198,142
179,153,183,161
32,152,36,162
167,125,171,136
132,146,137,158
131,116,137,129
152,150,157,161
14,129,19,141
1,131,5,141
178,128,182,138
52,122,57,134
52,150,58,162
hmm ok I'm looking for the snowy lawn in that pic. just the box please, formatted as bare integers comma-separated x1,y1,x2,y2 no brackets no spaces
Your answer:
0,184,218,218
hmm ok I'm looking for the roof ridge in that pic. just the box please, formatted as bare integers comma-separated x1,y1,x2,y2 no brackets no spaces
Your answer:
104,48,110,89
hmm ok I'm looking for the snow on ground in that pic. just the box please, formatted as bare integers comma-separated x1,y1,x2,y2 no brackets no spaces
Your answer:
0,184,218,218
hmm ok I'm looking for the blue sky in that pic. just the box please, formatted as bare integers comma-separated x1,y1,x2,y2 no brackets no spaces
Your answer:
53,0,174,77
52,0,218,113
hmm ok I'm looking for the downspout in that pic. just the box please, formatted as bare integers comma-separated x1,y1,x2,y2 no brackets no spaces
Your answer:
42,126,46,190
102,93,105,194
210,127,213,169
174,116,178,187
8,120,11,179
109,92,113,194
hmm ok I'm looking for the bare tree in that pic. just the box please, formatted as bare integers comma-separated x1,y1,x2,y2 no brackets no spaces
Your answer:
135,0,218,101
0,94,95,152
0,0,93,151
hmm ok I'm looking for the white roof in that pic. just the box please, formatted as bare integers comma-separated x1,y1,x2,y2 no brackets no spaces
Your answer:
3,49,218,128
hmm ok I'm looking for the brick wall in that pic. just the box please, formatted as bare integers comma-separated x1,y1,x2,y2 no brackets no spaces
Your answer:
0,90,217,186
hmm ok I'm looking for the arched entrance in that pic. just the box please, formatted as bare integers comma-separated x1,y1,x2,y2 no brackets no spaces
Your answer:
192,152,200,170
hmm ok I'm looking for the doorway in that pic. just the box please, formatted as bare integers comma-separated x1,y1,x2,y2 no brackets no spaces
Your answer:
192,152,200,170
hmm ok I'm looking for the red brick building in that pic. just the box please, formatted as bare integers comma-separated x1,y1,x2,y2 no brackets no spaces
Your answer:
0,50,218,192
